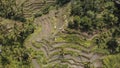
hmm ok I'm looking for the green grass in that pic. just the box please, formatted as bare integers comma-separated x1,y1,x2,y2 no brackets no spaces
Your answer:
63,34,82,42
32,41,42,49
23,25,41,44
45,63,69,68
54,37,65,42
54,44,82,50
35,50,48,67
81,40,92,47
93,48,109,55
64,50,80,56
49,48,80,58
61,34,95,48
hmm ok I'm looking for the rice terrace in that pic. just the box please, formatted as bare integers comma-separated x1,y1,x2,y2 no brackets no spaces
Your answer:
0,0,120,68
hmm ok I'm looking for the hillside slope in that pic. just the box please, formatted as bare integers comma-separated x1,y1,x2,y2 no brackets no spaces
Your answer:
0,0,120,68
24,2,109,68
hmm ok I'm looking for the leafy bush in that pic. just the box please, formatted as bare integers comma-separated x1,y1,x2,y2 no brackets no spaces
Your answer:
69,0,119,32
56,0,71,6
106,38,119,54
0,0,25,22
0,18,35,67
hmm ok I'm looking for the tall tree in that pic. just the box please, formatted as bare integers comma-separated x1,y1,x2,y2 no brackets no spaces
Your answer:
106,38,119,53
0,0,25,22
70,0,118,32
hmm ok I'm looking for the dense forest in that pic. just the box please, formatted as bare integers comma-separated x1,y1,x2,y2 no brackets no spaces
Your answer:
69,0,120,53
0,0,120,68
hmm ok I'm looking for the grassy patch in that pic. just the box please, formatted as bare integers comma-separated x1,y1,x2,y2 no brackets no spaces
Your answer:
32,41,42,49
24,25,41,45
81,40,92,47
54,44,82,50
64,50,80,57
93,48,109,55
103,54,120,68
49,48,80,58
45,63,69,68
54,36,65,42
63,34,82,43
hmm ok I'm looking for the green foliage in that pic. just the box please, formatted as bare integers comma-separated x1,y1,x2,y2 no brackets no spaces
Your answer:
47,63,68,68
80,16,92,31
0,18,35,67
103,54,120,68
69,0,119,32
0,0,25,22
53,64,68,68
34,13,42,18
63,34,81,43
68,16,80,29
106,38,119,54
56,0,71,6
112,27,120,37
42,6,50,14
0,0,120,67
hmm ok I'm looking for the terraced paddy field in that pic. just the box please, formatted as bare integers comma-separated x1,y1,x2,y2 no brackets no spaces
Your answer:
1,0,120,68
24,2,108,68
